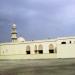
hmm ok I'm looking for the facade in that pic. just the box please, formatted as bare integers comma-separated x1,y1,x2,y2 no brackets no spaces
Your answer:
0,24,75,59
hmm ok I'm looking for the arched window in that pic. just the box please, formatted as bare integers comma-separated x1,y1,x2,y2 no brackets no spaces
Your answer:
38,45,43,54
34,45,37,54
49,44,54,53
26,46,31,54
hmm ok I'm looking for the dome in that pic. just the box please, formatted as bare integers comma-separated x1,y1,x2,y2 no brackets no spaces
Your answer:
12,24,16,28
17,37,26,42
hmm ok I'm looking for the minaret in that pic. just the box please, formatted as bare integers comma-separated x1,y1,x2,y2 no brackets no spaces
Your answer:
11,24,17,42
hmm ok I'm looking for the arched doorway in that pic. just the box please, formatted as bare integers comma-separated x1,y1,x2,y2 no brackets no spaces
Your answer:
49,44,54,53
38,44,43,54
26,46,31,54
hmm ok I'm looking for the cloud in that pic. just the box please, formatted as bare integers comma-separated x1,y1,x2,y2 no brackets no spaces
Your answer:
0,0,75,42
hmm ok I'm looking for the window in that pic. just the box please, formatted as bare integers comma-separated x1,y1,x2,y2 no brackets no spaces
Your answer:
49,49,54,53
38,45,43,54
70,41,71,44
35,50,37,54
26,51,30,54
61,42,66,44
26,46,31,54
38,50,43,54
49,44,55,54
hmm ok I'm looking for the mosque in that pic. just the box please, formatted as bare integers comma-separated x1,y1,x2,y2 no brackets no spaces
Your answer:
0,24,75,59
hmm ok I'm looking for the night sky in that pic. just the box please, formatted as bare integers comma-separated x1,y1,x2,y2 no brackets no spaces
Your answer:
0,0,75,42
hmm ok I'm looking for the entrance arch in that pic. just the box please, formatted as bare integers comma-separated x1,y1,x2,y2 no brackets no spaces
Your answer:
49,44,54,53
38,44,43,54
26,45,31,54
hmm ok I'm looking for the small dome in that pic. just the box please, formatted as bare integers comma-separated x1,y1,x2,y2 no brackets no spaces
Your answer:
12,24,16,28
17,37,26,42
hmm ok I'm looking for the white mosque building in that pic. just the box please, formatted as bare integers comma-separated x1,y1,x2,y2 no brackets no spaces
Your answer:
0,24,75,59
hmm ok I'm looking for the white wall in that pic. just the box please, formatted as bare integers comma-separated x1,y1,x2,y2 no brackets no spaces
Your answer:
0,40,57,59
57,43,75,58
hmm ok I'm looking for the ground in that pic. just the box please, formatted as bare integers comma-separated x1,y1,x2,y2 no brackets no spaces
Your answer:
0,58,75,75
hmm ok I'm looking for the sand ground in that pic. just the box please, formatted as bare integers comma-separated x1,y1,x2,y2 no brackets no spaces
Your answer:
0,58,75,75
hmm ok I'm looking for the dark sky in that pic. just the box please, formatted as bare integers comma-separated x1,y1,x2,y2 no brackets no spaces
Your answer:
0,0,75,42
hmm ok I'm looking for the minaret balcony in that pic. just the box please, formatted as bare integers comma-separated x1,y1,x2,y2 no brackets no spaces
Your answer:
11,31,17,34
